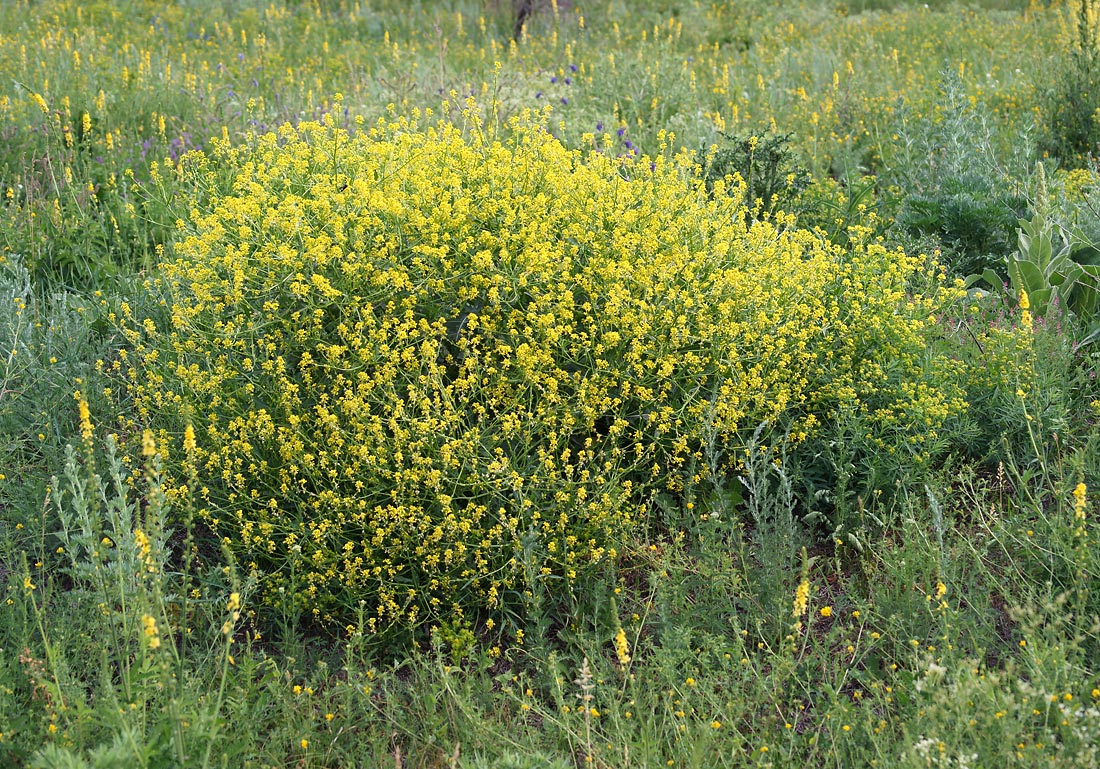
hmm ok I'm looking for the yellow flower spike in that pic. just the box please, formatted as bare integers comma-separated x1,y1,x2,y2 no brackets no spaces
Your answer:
141,430,157,458
1073,483,1087,521
614,627,631,666
793,578,811,618
183,424,197,456
142,614,161,649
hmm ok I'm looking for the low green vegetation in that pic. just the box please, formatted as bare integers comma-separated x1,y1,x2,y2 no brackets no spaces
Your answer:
2,0,1100,767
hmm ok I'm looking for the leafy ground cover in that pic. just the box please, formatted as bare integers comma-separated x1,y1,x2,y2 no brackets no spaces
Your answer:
2,0,1100,767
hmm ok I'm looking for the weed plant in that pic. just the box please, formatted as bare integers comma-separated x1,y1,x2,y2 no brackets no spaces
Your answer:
119,111,971,643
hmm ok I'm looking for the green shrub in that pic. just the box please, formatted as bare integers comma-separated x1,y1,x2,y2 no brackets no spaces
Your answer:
883,72,1032,279
694,129,812,222
123,111,969,645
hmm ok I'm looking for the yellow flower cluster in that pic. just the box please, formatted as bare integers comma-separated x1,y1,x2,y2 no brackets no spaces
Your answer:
126,114,965,638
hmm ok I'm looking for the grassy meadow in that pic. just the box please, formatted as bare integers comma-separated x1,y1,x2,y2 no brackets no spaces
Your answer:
3,0,1100,766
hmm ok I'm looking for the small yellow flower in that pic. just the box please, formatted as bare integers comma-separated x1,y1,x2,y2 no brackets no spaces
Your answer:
820,606,833,618
300,739,309,749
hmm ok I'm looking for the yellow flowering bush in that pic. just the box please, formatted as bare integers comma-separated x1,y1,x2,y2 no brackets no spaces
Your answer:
124,112,965,640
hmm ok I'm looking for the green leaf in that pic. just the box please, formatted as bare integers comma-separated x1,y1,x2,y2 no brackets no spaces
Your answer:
1080,322,1100,346
981,268,1005,291
1011,259,1048,297
1030,287,1053,311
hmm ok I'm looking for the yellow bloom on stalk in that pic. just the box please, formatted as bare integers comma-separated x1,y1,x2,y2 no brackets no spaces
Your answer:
142,430,157,457
614,626,631,666
793,578,810,618
1074,483,1088,521
134,528,150,559
31,92,48,114
142,614,161,649
77,396,93,443
1019,291,1032,331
